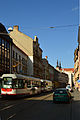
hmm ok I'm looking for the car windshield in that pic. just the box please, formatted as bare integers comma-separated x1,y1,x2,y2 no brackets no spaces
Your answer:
55,90,67,94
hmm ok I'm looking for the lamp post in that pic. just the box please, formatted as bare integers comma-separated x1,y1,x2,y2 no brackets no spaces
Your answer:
8,27,13,74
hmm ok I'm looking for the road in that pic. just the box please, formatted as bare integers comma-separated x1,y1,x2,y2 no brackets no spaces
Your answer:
0,90,80,120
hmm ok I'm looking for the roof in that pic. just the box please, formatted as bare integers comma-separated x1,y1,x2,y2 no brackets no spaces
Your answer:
78,26,80,43
0,23,12,42
61,68,74,72
0,23,7,33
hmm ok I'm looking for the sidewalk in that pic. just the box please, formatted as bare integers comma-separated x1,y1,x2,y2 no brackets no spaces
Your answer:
0,94,1,98
72,89,80,101
71,89,80,120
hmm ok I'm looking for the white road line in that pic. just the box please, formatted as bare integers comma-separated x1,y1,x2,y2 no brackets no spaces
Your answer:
7,114,16,120
0,105,14,111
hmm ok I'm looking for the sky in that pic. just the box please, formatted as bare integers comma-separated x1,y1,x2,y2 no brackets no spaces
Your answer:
0,0,79,68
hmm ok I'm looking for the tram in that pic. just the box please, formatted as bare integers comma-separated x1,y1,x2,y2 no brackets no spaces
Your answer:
0,74,53,97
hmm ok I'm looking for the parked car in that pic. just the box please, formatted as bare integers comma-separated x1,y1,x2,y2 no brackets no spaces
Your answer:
66,85,73,92
53,88,71,103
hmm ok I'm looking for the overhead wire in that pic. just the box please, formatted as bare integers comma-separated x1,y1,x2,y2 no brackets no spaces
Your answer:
0,23,79,55
6,24,79,31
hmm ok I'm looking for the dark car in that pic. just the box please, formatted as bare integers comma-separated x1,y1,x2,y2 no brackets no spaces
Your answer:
53,88,71,103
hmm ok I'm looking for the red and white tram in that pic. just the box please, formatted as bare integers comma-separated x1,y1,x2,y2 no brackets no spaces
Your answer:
0,74,53,97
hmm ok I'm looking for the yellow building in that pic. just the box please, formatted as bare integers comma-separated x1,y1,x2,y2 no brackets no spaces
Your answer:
33,36,43,78
9,25,43,77
74,47,79,88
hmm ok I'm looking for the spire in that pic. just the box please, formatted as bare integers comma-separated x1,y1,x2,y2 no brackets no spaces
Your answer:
59,61,61,69
56,59,59,67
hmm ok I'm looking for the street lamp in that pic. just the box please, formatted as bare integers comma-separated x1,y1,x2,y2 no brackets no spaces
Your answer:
8,27,13,74
8,27,13,32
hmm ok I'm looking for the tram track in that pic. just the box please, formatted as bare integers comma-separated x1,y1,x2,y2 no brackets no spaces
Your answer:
0,92,53,120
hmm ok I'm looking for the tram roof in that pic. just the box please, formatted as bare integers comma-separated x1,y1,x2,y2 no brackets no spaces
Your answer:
0,74,52,83
0,74,41,81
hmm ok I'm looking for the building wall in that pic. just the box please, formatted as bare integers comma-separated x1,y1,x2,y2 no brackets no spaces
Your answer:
48,64,54,81
54,67,69,88
0,23,12,76
9,26,33,56
33,36,43,78
42,58,49,80
12,44,28,75
9,26,44,77
9,25,34,76
74,47,79,88
27,56,33,76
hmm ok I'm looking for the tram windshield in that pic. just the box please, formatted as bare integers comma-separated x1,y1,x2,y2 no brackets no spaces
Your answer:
2,77,12,88
2,77,24,89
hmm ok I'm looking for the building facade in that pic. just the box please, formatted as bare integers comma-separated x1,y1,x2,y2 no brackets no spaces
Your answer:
42,58,49,80
61,68,74,88
33,36,43,78
78,25,80,80
74,47,79,88
48,64,54,81
9,25,33,76
9,25,43,78
0,23,12,76
74,25,80,91
12,43,28,75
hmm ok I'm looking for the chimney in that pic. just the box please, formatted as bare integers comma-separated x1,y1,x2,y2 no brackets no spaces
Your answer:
45,56,48,60
13,25,19,31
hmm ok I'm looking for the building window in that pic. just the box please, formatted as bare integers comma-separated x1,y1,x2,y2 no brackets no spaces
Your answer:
7,42,10,50
16,53,18,61
13,50,15,58
0,38,2,45
19,55,21,62
2,39,4,47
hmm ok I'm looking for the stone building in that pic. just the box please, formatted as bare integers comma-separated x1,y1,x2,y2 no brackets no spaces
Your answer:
42,58,49,80
48,64,54,81
12,43,28,75
74,25,80,90
78,25,80,80
9,25,43,78
9,25,33,76
33,36,43,78
74,47,79,88
55,60,69,88
61,68,74,88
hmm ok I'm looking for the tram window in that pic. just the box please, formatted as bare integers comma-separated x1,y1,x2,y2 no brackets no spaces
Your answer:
18,80,25,88
18,80,22,88
27,85,31,88
4,81,12,85
27,80,31,88
3,78,12,85
13,80,18,88
2,78,12,88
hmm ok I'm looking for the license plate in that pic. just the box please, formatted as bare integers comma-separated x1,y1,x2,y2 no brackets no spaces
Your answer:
58,95,63,97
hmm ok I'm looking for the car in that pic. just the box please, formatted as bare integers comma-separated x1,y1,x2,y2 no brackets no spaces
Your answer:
53,88,71,103
66,85,73,92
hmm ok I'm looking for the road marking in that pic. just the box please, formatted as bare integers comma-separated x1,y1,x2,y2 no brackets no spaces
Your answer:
7,114,16,120
24,93,52,101
0,105,14,111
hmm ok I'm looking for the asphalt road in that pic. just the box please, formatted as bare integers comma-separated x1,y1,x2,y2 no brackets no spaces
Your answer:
0,90,80,120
